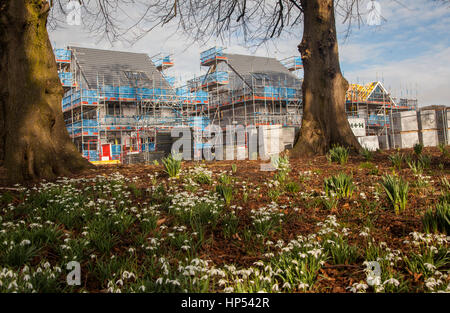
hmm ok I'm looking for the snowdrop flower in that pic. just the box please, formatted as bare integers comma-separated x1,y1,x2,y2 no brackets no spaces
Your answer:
298,282,309,290
383,278,400,286
20,240,31,246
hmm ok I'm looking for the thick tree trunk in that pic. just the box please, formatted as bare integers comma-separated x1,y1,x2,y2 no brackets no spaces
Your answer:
0,0,93,183
291,0,361,157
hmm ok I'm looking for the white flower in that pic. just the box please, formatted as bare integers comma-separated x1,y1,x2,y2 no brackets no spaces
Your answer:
424,263,436,271
383,278,400,286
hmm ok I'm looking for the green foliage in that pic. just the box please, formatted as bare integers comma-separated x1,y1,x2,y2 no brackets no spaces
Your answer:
162,153,182,178
271,155,291,183
441,177,450,192
418,154,431,169
381,174,409,215
285,181,300,194
413,143,423,157
407,159,424,175
422,201,450,234
323,236,360,265
389,152,404,170
324,172,355,199
216,184,233,206
322,196,339,210
218,173,233,186
360,147,374,162
231,164,237,174
222,212,239,239
327,145,349,165
438,143,449,158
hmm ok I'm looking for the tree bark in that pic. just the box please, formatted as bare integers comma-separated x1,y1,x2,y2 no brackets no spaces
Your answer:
0,0,93,183
291,0,361,157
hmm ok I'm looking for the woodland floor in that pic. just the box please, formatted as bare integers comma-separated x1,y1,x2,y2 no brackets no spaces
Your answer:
0,147,449,293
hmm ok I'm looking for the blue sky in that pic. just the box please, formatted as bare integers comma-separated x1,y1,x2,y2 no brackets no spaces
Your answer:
49,0,450,106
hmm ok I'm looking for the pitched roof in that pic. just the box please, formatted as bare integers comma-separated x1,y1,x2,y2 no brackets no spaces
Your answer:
68,46,172,90
217,53,302,89
346,81,395,104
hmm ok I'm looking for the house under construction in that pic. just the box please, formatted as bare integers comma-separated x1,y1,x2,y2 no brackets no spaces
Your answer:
54,45,428,163
187,47,303,127
346,81,418,136
55,46,207,162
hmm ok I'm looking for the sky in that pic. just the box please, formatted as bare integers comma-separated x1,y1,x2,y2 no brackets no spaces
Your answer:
48,0,450,107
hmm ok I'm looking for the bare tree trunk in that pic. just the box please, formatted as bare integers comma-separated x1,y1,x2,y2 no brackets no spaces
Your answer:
0,0,93,183
291,0,361,157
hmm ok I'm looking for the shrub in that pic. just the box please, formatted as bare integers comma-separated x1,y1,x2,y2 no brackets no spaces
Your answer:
381,174,409,215
422,201,450,234
162,154,182,178
327,145,349,165
360,147,374,162
324,172,355,199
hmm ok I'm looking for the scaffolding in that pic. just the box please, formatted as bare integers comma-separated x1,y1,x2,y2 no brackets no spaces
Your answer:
345,81,418,142
56,47,213,163
55,45,427,163
188,47,303,128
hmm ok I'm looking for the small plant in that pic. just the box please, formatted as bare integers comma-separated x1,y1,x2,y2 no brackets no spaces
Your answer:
438,143,449,158
322,196,339,210
327,145,349,165
231,164,237,174
152,160,160,166
285,181,300,193
271,155,291,183
324,236,359,265
360,147,374,162
381,174,409,215
162,153,182,178
389,152,404,170
418,154,431,169
413,143,423,157
422,201,450,234
218,173,233,186
441,177,450,191
407,159,423,175
222,212,239,239
216,185,233,206
324,172,355,199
